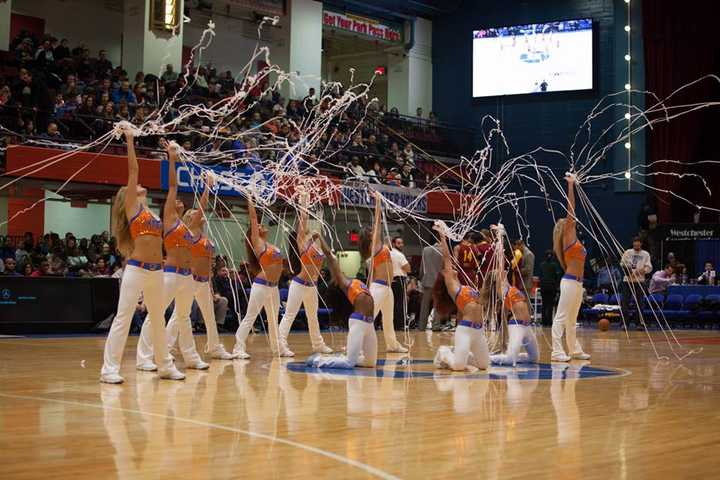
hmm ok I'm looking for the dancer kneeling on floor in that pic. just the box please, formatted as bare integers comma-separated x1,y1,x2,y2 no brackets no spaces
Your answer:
432,222,490,372
488,269,539,366
306,233,377,369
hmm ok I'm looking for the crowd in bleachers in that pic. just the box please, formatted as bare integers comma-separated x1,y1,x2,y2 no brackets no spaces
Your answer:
0,31,460,188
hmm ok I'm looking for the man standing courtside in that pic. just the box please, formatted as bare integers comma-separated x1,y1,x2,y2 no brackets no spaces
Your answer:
391,236,411,330
419,236,444,330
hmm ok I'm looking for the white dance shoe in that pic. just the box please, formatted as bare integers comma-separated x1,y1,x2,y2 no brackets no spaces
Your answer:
158,365,186,380
136,363,158,372
100,373,124,384
210,345,236,360
550,352,572,362
313,344,333,355
186,359,210,370
572,352,591,360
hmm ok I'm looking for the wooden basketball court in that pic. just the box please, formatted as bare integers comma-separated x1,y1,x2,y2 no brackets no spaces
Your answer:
1,328,719,479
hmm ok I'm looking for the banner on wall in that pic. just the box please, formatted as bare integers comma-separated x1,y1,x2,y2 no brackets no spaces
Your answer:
223,0,285,16
662,224,720,241
340,182,427,213
322,9,403,43
160,161,274,200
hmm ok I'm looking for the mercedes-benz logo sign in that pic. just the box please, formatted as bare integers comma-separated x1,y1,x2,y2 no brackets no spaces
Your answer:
1,289,10,300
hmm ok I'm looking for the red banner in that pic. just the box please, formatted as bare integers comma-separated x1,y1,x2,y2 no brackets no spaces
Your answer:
323,10,402,43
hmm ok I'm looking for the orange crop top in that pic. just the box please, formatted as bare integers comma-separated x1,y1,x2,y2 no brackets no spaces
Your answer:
164,219,194,250
258,244,283,267
191,235,215,259
372,245,391,268
346,279,370,305
503,285,526,310
454,285,480,312
301,242,325,269
129,205,162,239
564,239,587,263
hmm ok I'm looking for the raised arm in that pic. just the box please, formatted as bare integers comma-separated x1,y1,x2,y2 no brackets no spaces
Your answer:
316,233,349,289
190,171,213,230
564,174,578,243
162,138,179,226
123,128,139,218
370,190,383,255
246,193,263,251
296,191,309,248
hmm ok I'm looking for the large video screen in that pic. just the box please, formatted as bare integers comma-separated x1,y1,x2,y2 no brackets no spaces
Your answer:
472,19,593,98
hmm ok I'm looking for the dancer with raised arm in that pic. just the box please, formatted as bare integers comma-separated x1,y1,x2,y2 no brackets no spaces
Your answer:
232,192,284,358
100,126,184,383
278,192,333,356
306,233,377,369
432,222,490,372
550,174,591,362
166,172,237,360
136,139,210,371
359,191,408,353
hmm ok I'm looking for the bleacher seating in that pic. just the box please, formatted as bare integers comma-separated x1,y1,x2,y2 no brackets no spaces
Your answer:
581,291,720,329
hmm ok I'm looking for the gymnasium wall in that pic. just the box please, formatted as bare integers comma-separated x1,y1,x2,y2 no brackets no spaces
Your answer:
432,0,645,263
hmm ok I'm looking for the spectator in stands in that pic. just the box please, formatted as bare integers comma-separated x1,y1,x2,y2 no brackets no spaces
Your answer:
21,119,37,136
95,257,111,277
55,39,70,61
596,258,622,292
400,163,415,188
0,85,11,106
34,37,55,67
161,64,178,83
402,143,416,165
649,265,676,294
44,122,63,140
213,266,240,327
366,134,380,156
621,237,652,327
366,161,382,183
302,87,317,113
23,263,33,276
348,155,365,178
65,237,88,271
416,107,423,118
3,257,20,276
31,260,51,277
116,101,130,121
61,74,81,99
15,240,32,267
94,49,113,78
77,95,95,116
47,245,67,275
697,261,716,285
112,80,137,105
539,250,563,327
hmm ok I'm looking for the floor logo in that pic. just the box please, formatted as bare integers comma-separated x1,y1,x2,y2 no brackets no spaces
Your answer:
287,359,628,380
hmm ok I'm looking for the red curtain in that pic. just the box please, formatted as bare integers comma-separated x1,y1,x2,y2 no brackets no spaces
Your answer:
642,0,720,223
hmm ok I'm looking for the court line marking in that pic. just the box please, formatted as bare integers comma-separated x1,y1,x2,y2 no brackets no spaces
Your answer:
0,392,400,480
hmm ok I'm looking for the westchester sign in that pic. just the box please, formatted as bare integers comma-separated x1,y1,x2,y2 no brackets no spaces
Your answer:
323,10,402,43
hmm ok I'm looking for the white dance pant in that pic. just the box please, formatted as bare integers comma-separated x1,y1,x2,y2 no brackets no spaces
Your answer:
166,279,222,354
278,278,326,350
436,323,490,371
234,281,280,354
102,265,172,375
137,271,201,366
490,323,539,366
551,277,586,356
312,317,377,369
370,281,401,349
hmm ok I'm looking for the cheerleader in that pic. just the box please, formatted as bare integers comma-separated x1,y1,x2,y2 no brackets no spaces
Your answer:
359,191,408,353
432,223,490,372
166,173,237,360
306,233,377,369
488,270,539,366
232,193,283,358
100,126,184,384
136,140,210,371
278,193,332,356
550,174,591,362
